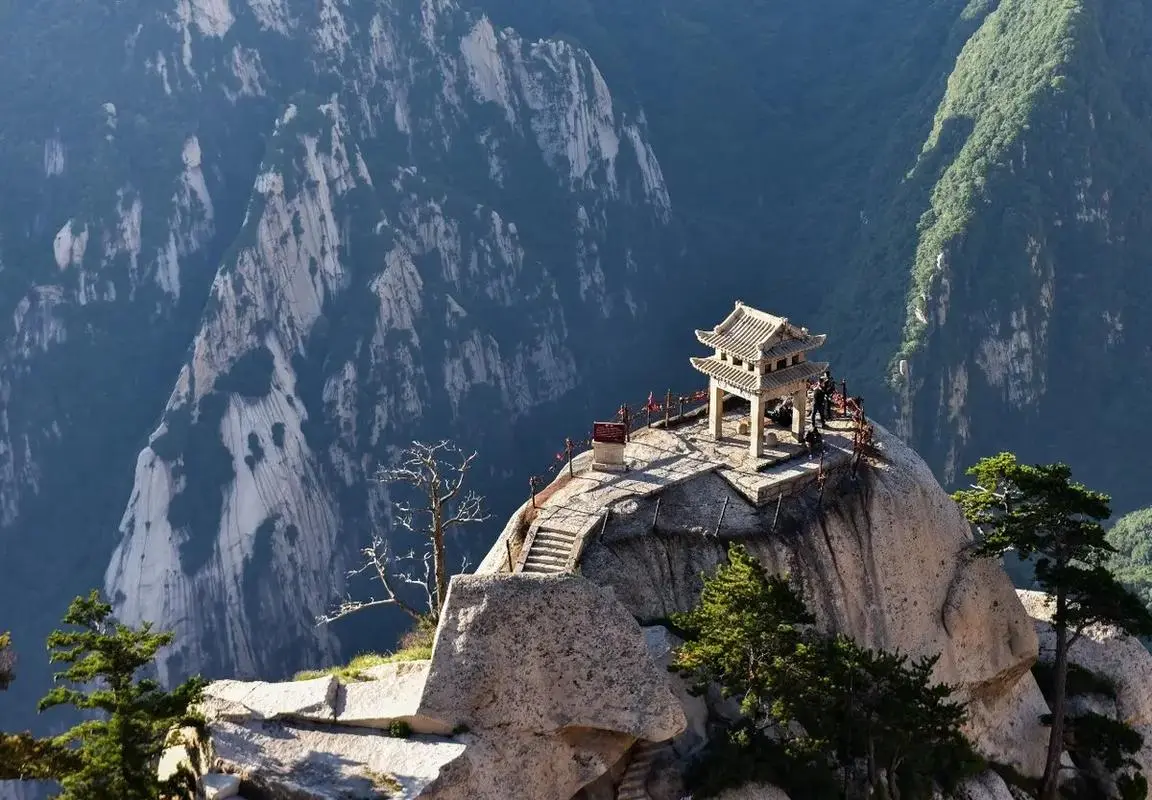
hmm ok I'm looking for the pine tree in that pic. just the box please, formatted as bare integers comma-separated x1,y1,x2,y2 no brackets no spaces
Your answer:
0,629,84,781
672,544,979,799
0,591,204,798
954,453,1152,800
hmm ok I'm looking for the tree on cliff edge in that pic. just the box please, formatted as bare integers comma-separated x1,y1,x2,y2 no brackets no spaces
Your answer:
319,440,489,627
0,591,204,798
671,544,980,799
954,453,1152,800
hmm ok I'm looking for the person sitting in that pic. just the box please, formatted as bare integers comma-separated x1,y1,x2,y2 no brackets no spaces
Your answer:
769,398,793,427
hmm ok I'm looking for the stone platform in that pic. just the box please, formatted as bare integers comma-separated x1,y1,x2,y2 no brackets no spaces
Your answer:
512,408,857,574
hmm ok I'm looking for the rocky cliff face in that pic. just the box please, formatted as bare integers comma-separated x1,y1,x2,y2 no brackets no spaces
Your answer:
0,0,671,737
577,423,1049,778
160,423,1109,799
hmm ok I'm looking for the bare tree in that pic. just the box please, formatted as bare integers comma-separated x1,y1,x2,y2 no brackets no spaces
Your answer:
318,440,489,626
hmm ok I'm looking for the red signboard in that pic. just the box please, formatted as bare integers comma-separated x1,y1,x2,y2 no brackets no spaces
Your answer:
593,422,627,445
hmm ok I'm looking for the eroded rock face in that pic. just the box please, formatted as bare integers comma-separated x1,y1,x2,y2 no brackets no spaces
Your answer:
418,573,686,742
411,573,685,800
642,626,709,760
166,573,685,799
1018,589,1152,784
1018,590,1152,727
426,728,634,800
579,424,1046,776
940,771,1017,800
210,718,466,799
202,675,339,723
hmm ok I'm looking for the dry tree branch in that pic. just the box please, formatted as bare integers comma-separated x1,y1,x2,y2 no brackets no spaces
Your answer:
316,535,422,625
323,440,489,626
444,490,489,528
394,549,436,617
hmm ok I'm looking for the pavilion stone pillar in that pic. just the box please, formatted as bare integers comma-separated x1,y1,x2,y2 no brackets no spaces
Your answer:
749,393,766,458
791,387,807,441
708,378,724,439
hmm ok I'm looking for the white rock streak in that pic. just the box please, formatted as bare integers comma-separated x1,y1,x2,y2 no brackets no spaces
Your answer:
100,0,672,685
460,18,516,124
43,138,65,177
52,220,89,270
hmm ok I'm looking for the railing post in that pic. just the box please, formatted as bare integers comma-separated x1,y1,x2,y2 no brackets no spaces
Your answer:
652,497,662,533
506,538,514,572
713,496,730,538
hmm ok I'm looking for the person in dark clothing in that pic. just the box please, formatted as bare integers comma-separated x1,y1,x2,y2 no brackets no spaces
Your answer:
769,398,793,427
803,425,823,454
819,370,835,420
810,382,827,429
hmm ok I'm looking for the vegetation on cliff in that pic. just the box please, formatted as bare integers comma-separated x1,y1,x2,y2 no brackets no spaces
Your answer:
1107,508,1152,609
955,453,1152,800
670,544,981,799
0,631,12,691
0,591,204,798
294,620,437,683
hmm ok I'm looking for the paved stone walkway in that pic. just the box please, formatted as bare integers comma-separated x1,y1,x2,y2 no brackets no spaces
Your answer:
515,409,858,575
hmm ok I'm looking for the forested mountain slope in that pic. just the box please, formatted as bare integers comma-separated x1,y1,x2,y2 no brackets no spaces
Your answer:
4,0,1152,777
478,0,1152,511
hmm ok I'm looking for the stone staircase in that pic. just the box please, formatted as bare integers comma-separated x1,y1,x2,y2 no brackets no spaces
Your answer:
615,740,670,800
519,526,578,574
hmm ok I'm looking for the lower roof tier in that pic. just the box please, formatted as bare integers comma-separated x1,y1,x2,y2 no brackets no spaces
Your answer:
689,356,829,396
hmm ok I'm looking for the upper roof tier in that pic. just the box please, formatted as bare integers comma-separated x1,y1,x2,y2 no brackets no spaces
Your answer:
695,301,827,363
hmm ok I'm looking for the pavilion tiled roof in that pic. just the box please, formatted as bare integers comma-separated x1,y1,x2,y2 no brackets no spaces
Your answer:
695,302,825,363
689,357,828,395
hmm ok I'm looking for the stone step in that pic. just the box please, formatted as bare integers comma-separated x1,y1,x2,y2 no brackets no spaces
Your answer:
521,562,565,574
525,550,567,565
523,560,567,574
534,528,577,541
530,541,571,557
614,741,670,800
534,528,578,543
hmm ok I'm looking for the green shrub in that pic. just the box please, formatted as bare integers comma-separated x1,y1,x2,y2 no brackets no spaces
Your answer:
672,544,981,799
387,720,412,739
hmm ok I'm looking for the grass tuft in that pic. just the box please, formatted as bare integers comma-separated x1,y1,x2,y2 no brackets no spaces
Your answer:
292,646,433,683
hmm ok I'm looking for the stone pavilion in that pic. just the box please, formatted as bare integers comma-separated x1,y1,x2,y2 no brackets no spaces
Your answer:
690,301,828,457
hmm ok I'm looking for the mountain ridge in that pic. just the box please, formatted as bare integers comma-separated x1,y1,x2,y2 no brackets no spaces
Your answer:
0,0,677,746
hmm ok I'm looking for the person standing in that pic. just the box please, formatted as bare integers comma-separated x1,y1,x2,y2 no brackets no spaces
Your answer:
810,380,827,429
820,370,835,420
